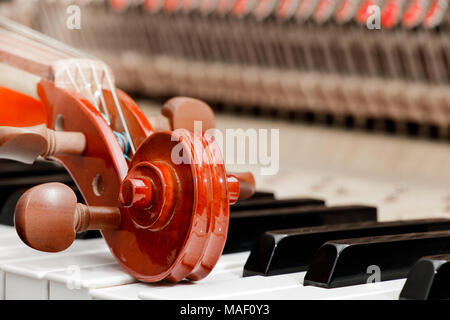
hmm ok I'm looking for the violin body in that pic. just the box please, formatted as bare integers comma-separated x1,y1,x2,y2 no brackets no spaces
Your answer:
0,18,254,282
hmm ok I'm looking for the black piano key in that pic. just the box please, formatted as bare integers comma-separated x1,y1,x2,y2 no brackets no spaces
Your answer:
400,254,450,300
0,183,98,238
0,160,73,226
76,230,102,239
224,205,377,253
231,197,324,212
242,191,275,200
0,159,69,178
244,219,450,277
0,160,99,238
304,230,450,288
0,189,25,226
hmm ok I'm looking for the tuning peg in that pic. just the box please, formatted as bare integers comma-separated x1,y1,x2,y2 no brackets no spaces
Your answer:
14,183,120,252
149,97,216,132
0,124,86,164
227,172,256,204
119,170,255,210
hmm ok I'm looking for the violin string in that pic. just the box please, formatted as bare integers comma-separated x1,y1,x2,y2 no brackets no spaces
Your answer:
0,16,88,59
64,61,132,160
64,66,81,93
75,61,99,110
113,131,131,161
90,62,111,125
102,63,136,155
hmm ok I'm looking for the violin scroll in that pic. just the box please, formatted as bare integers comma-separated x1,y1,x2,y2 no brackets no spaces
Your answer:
6,90,256,281
0,19,257,282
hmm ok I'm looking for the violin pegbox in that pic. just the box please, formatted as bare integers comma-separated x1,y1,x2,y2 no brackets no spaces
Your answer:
117,130,231,281
113,98,256,282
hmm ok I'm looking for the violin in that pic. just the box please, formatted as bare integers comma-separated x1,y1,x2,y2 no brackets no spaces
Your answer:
0,17,255,283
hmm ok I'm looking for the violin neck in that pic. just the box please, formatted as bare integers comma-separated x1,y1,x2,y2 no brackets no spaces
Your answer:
0,17,115,97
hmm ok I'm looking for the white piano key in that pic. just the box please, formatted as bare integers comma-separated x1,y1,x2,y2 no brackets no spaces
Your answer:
0,239,107,266
89,268,244,300
91,266,405,301
1,240,111,300
0,227,29,249
138,271,305,300
0,238,108,300
49,242,250,300
225,279,406,300
0,236,26,249
0,231,412,301
0,225,14,232
3,251,112,300
89,252,252,300
0,247,47,300
0,226,17,239
90,283,150,300
47,263,137,300
213,252,250,271
1,240,250,300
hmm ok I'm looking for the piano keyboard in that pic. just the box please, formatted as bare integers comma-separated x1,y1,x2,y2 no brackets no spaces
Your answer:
4,211,450,300
0,224,407,300
0,106,449,300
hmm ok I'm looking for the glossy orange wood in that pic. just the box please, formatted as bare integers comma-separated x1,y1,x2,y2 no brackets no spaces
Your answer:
0,87,47,126
102,89,153,152
119,177,154,209
162,97,216,132
226,174,240,205
15,182,121,252
15,182,79,252
230,171,256,201
188,131,230,281
0,124,86,164
31,80,232,282
117,130,229,282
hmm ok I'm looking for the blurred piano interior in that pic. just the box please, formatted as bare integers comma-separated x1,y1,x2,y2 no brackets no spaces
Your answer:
1,0,450,300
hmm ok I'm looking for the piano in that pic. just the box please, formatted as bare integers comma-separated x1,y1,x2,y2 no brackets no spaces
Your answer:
0,105,449,300
0,0,449,300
